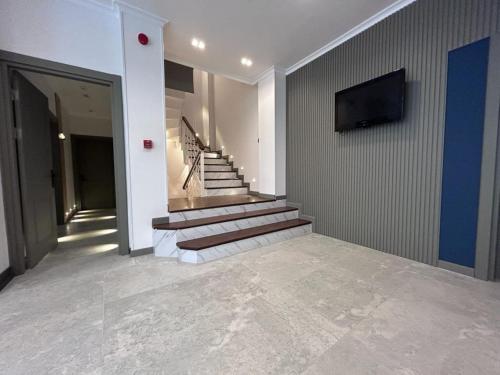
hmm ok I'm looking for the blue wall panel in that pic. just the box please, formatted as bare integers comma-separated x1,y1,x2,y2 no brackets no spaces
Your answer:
439,38,490,268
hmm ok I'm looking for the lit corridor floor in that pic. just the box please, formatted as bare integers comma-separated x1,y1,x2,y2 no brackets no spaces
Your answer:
1,229,500,374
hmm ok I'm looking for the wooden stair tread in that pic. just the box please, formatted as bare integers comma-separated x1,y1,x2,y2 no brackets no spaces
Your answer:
155,206,298,230
177,218,311,250
205,186,246,190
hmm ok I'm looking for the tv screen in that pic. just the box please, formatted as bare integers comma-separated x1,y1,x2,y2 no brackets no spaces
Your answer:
335,69,405,132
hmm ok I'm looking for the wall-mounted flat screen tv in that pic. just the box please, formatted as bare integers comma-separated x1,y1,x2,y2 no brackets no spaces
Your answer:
335,68,405,132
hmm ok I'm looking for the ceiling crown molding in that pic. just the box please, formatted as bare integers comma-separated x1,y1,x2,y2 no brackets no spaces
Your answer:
113,0,169,25
286,0,417,75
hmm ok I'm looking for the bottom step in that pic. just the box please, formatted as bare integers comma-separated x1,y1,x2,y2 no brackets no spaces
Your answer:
176,219,312,263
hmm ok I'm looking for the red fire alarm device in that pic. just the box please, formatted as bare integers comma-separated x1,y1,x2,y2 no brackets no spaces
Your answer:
143,139,153,149
138,33,149,45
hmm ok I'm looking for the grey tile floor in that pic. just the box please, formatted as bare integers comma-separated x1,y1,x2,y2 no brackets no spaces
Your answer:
1,210,499,374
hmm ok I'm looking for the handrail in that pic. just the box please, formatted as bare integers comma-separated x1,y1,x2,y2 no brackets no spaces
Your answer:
183,151,201,190
182,116,207,150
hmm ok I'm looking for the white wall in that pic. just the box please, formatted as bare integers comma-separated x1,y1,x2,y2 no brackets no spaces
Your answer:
0,172,9,273
182,69,210,146
258,73,276,195
257,69,286,196
0,0,169,254
274,70,286,196
0,0,122,75
214,75,259,191
118,6,167,252
167,138,188,199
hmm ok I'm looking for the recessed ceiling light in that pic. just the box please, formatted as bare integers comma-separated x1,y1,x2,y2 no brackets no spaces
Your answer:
241,57,253,67
191,38,206,50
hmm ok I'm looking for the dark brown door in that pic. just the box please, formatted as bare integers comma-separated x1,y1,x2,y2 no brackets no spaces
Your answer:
73,136,116,210
12,71,58,268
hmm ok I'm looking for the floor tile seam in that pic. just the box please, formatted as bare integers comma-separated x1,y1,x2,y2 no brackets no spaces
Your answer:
101,266,227,306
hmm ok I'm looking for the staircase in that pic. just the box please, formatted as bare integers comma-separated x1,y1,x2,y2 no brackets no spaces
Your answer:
178,119,251,198
160,93,311,263
204,151,248,196
153,196,312,263
166,88,250,198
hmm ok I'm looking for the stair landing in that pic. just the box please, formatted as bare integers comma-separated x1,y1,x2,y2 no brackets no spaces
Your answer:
168,195,274,213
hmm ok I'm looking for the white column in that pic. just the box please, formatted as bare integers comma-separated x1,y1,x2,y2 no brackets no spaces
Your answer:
116,2,168,252
258,67,286,197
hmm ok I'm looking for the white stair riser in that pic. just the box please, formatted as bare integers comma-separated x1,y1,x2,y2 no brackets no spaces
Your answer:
204,152,220,159
205,172,237,179
178,224,312,263
168,199,287,222
204,179,242,188
177,210,299,242
204,158,227,165
205,187,248,196
154,211,299,254
204,165,232,172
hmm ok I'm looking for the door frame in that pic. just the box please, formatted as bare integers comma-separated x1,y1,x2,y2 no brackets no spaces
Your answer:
0,50,130,275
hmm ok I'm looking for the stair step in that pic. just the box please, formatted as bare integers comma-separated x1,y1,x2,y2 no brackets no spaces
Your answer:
168,195,278,214
204,179,242,188
155,206,298,230
205,171,237,179
204,158,227,165
205,152,220,159
205,165,233,172
205,187,248,196
177,219,311,250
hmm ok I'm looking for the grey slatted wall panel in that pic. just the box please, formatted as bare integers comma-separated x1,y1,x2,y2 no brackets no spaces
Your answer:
286,0,500,265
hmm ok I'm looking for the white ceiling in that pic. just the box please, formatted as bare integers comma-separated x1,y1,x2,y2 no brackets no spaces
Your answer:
23,71,112,119
106,0,413,84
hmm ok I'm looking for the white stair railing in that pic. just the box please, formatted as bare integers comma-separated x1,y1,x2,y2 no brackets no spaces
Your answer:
180,117,206,197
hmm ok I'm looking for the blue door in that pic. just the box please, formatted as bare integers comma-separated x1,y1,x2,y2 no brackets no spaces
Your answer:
439,38,490,268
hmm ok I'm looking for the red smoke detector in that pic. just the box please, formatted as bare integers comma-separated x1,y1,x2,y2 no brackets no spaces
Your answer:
138,33,149,45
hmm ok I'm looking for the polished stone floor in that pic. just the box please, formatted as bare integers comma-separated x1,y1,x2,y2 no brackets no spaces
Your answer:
0,212,499,374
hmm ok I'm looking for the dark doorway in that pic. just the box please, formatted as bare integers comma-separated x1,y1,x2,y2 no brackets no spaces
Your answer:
72,135,116,210
11,71,58,268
